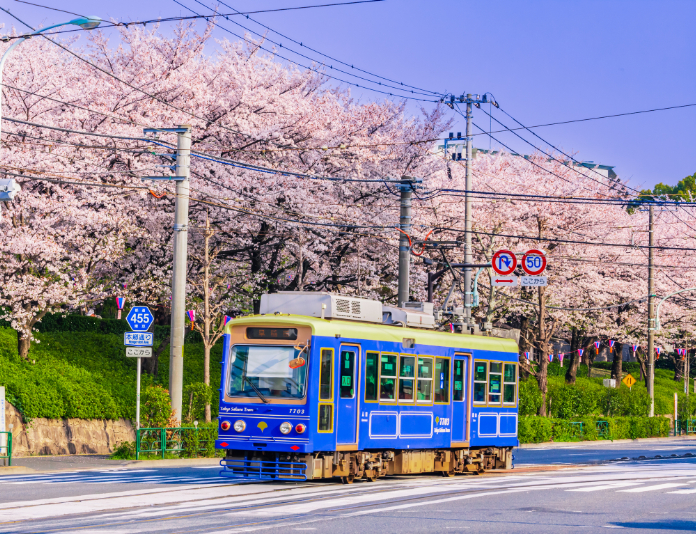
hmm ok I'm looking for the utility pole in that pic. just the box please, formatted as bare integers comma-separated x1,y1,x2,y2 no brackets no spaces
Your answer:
144,125,191,424
463,95,474,330
398,177,414,307
440,93,497,331
648,204,655,417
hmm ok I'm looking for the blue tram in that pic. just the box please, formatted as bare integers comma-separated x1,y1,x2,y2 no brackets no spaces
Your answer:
217,293,519,482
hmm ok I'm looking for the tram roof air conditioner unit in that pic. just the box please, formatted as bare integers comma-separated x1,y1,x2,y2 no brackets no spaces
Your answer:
382,302,435,329
259,292,383,323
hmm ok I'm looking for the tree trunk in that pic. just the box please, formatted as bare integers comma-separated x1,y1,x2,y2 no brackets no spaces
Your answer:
566,327,580,384
536,287,549,416
635,350,649,387
144,335,168,377
611,342,623,387
17,330,30,360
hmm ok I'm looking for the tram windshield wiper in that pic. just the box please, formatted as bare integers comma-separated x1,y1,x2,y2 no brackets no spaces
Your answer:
244,376,269,404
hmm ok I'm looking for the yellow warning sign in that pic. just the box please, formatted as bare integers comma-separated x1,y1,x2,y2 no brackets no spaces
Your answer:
622,374,637,388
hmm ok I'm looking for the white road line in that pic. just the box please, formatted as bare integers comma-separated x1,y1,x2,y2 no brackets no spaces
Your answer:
567,482,643,492
667,488,696,494
618,483,688,493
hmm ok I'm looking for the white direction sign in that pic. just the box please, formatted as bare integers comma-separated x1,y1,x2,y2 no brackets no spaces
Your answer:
126,306,154,332
126,347,152,358
521,276,548,287
492,276,518,287
124,332,153,346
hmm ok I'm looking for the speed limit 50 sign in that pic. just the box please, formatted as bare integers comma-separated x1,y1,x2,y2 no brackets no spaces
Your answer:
522,249,547,276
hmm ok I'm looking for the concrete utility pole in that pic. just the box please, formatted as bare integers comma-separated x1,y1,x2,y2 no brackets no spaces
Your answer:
143,125,191,424
398,178,414,308
463,95,474,330
648,204,655,417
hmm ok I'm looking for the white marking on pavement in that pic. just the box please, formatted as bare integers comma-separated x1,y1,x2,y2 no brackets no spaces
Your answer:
567,482,643,492
668,488,696,494
618,483,688,492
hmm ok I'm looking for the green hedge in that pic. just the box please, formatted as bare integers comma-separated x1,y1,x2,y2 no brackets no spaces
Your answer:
519,415,671,444
34,314,171,342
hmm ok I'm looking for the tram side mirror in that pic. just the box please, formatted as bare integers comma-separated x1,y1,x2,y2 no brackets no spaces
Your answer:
289,357,306,369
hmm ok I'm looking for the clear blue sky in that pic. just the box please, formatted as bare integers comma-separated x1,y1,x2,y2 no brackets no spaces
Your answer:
3,0,694,190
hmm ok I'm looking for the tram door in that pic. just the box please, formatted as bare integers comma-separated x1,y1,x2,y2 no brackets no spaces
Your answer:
336,345,360,444
452,354,469,443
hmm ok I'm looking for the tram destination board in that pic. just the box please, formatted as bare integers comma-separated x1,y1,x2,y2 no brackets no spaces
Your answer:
246,327,298,340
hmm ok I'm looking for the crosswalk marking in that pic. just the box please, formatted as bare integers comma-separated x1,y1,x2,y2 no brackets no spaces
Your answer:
618,483,688,493
567,482,643,492
667,488,696,494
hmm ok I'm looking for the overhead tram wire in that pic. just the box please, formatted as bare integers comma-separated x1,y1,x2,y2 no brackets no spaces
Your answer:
186,0,441,97
171,0,439,102
502,294,650,312
475,104,633,194
3,0,388,40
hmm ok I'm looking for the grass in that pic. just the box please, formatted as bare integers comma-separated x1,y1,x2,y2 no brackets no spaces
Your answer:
0,326,223,421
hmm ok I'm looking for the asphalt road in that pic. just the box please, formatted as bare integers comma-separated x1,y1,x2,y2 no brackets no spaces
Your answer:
1,440,696,533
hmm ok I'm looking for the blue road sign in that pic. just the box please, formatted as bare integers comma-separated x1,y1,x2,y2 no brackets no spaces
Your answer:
124,332,154,346
126,306,154,332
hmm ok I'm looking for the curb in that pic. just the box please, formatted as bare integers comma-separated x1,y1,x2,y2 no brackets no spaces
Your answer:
518,434,696,449
0,466,36,475
121,458,221,468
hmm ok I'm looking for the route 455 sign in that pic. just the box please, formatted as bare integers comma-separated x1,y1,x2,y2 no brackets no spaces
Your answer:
126,306,154,332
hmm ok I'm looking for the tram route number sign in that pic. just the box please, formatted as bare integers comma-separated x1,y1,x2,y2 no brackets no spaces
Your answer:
126,347,152,358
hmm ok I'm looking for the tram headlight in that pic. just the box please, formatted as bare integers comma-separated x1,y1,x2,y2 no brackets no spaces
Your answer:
233,420,246,432
295,423,306,434
279,422,293,434
220,420,231,431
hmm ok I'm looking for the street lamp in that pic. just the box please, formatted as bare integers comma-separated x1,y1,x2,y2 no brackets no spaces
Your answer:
0,16,101,218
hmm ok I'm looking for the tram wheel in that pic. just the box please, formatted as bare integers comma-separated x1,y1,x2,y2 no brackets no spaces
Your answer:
341,475,355,485
365,475,378,482
441,470,455,477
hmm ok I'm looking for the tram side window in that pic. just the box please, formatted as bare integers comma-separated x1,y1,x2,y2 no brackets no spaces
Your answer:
365,352,379,401
319,349,333,401
380,354,397,401
399,356,415,401
435,358,450,403
417,357,433,402
504,363,517,404
489,362,502,404
318,404,333,432
473,361,487,403
453,360,464,401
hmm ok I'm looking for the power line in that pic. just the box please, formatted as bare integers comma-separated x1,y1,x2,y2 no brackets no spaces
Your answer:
503,294,649,312
3,1,387,39
171,0,439,102
187,0,441,97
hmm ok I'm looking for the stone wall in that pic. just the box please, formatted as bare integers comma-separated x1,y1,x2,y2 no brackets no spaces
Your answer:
4,402,135,457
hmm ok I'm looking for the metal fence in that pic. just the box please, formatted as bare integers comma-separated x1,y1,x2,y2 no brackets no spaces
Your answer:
135,427,215,460
0,431,12,466
675,419,696,436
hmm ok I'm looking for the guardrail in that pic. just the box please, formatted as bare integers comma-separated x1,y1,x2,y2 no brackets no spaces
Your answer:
135,427,215,460
675,419,696,436
0,431,12,466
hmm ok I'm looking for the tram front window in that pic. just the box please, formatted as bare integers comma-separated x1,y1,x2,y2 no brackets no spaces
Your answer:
228,345,307,399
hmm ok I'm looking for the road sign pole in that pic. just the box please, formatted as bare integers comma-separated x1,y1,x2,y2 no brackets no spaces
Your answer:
136,357,141,431
170,125,192,425
648,204,655,417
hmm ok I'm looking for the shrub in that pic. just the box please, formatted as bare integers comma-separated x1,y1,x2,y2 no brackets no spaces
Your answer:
518,416,670,444
519,379,542,416
182,382,216,424
111,441,136,459
518,416,553,443
141,385,174,429
181,422,219,458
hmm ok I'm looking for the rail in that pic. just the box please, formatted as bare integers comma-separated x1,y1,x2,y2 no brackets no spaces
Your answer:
0,431,12,466
135,427,215,460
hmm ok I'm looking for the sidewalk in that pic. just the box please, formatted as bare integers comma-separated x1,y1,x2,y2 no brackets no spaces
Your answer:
1,455,221,474
519,434,696,449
